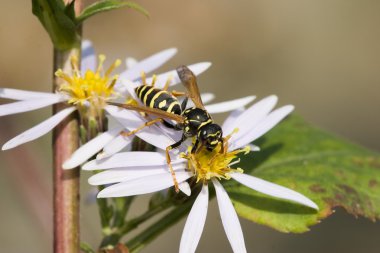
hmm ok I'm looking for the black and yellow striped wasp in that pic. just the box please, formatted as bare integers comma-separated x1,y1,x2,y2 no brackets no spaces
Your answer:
109,65,224,192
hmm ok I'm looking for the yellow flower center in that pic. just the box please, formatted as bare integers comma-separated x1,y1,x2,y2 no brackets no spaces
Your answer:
55,54,121,107
181,129,250,183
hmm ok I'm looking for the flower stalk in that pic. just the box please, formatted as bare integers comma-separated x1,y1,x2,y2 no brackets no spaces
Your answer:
53,47,81,253
126,201,193,253
53,48,81,253
52,1,82,252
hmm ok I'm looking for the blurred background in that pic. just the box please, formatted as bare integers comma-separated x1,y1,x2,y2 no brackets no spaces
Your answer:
0,0,379,252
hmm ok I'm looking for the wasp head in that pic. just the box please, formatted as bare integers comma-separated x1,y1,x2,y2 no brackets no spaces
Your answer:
199,123,223,151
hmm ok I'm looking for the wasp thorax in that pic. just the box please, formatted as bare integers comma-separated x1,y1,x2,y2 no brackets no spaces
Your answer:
183,107,212,137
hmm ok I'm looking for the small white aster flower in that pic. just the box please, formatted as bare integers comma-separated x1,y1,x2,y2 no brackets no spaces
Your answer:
0,40,210,156
84,95,319,253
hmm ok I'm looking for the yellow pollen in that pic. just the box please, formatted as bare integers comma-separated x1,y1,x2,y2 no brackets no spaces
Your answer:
125,97,139,106
181,135,249,183
55,54,121,107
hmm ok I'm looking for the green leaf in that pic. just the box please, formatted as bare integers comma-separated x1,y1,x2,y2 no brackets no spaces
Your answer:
32,0,80,50
80,242,95,253
226,115,380,233
77,0,149,23
64,0,77,21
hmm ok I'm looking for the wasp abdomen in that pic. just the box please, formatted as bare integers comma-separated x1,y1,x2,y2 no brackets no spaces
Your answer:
135,85,182,115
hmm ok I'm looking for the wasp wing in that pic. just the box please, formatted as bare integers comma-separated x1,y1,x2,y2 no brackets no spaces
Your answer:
108,102,185,124
176,65,205,110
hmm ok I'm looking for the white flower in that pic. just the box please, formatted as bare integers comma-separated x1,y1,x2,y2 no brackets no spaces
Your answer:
0,40,210,154
84,95,318,253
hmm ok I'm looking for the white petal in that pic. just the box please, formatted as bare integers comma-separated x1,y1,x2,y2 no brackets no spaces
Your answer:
223,95,278,138
97,134,132,159
178,182,191,196
81,40,96,72
145,62,212,89
119,48,178,81
213,179,247,253
88,164,187,185
107,114,123,129
0,88,59,100
105,105,176,150
205,96,255,114
63,126,123,169
201,93,215,104
126,57,138,69
222,108,245,133
231,105,294,150
248,144,260,152
97,171,192,197
231,173,318,210
179,184,208,253
115,80,139,99
0,96,64,117
83,151,185,170
2,107,76,150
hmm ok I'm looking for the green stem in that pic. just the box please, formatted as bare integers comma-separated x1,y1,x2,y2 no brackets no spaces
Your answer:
122,200,172,234
113,197,135,228
126,201,193,253
99,198,171,249
96,186,111,229
98,197,135,248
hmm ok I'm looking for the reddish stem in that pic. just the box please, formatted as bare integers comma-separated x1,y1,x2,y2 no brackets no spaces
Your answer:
53,49,81,253
53,2,82,253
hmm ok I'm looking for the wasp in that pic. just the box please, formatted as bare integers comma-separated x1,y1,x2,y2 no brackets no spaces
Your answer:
109,65,224,192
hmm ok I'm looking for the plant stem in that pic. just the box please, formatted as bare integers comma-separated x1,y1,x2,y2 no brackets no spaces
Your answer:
99,184,172,249
126,201,193,253
99,138,157,250
113,197,135,228
122,200,172,234
99,197,135,248
53,1,82,253
53,47,81,253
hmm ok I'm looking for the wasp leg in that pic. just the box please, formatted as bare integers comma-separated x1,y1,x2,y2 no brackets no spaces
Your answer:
219,137,225,154
191,138,200,154
162,120,183,131
162,120,175,129
166,135,187,193
181,97,188,111
171,90,187,97
120,118,164,137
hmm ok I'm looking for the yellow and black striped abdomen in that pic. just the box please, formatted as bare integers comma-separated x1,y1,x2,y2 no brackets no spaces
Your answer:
135,85,182,115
